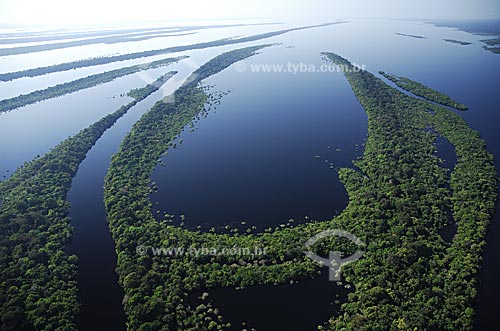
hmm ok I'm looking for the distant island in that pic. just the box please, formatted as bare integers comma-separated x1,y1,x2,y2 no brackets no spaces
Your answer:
481,37,500,54
431,20,500,54
443,38,472,45
395,32,426,39
482,37,500,46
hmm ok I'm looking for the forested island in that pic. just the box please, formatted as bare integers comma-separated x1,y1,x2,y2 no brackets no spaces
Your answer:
443,38,473,45
0,27,495,330
0,23,278,56
481,38,500,54
430,20,500,55
0,72,176,331
0,56,185,113
0,22,343,82
0,33,195,57
379,71,469,110
395,32,426,39
102,46,496,330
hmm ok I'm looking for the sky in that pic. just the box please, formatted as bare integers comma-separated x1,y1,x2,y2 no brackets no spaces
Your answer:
0,0,499,26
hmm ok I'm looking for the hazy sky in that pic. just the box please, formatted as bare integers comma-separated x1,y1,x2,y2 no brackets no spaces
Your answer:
0,0,499,26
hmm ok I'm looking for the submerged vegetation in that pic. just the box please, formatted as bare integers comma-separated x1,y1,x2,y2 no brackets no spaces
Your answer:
0,72,176,331
0,22,342,82
103,45,496,331
0,56,185,113
379,71,469,110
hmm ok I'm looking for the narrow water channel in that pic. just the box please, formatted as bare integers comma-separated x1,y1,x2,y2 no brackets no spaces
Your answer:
208,270,350,331
149,43,368,329
435,135,458,243
66,67,195,330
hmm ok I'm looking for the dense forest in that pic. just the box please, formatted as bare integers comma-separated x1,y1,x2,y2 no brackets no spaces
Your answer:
0,56,185,113
379,71,469,110
321,53,496,330
0,31,495,329
0,22,340,82
0,72,176,331
103,49,496,330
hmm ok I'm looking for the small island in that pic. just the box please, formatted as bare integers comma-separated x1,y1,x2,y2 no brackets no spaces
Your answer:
379,71,468,110
481,37,500,54
0,72,177,331
443,38,472,45
395,32,426,39
0,56,185,113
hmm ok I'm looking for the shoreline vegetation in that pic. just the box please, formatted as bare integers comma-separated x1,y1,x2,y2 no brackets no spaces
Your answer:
105,49,497,331
0,72,176,331
103,46,496,331
103,44,317,331
379,71,469,110
0,22,345,82
321,53,496,330
0,56,186,114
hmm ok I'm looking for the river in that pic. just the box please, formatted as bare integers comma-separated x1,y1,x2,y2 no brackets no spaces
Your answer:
1,19,499,330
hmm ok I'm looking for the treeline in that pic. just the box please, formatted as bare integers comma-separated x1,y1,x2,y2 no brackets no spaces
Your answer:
102,44,314,330
0,22,341,82
321,53,496,330
0,72,176,331
104,48,496,330
0,56,186,114
379,71,469,110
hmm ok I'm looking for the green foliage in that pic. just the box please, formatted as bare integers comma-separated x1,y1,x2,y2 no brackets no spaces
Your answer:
104,50,497,331
127,72,178,101
379,71,468,111
0,73,176,331
322,52,496,330
0,57,183,113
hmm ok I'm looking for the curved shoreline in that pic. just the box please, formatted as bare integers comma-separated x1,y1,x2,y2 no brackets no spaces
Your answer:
104,50,496,330
0,72,176,330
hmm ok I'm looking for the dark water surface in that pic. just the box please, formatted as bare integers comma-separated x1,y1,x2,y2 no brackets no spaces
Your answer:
1,19,499,330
